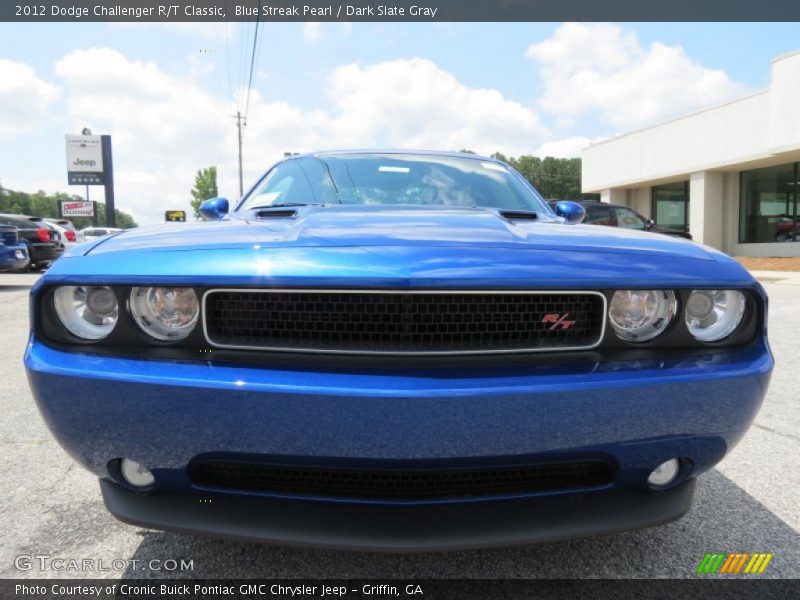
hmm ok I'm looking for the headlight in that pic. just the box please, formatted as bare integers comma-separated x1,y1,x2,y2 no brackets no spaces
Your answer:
609,289,677,342
129,287,199,341
53,286,119,340
685,290,746,342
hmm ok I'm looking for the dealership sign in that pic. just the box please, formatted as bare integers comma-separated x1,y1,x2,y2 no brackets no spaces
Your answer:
65,135,105,185
60,200,95,217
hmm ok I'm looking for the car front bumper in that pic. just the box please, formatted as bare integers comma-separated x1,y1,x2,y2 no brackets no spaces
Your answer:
26,339,771,549
100,476,695,551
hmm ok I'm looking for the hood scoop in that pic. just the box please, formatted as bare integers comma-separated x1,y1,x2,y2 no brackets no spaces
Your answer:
499,210,538,221
256,209,298,219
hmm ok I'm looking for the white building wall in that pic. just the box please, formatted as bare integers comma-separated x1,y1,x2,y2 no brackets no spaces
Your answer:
629,187,652,217
721,173,740,256
582,92,770,192
689,171,724,248
582,50,800,257
600,188,627,204
769,51,800,153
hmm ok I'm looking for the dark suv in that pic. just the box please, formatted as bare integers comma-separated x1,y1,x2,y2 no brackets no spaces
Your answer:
0,214,65,270
549,201,693,240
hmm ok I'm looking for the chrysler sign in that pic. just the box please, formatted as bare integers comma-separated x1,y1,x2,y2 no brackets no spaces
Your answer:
65,134,105,185
60,201,95,217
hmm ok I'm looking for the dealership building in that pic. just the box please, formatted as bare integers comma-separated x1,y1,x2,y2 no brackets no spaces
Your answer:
582,50,800,256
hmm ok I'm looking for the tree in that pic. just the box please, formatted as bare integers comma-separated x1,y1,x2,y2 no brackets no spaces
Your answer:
494,154,599,201
0,186,138,228
190,167,219,219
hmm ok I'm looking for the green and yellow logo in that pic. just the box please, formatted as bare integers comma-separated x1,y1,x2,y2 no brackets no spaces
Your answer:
696,552,773,575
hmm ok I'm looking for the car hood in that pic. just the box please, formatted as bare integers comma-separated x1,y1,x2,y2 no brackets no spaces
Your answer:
45,205,757,289
86,205,713,260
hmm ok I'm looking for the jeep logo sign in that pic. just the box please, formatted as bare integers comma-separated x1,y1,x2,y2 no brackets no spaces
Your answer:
73,158,96,167
65,134,104,184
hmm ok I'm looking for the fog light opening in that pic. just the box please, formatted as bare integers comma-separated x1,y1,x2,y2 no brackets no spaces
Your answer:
647,458,680,488
120,458,155,488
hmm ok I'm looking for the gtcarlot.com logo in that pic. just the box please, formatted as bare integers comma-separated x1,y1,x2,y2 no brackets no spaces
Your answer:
696,552,773,575
14,554,193,572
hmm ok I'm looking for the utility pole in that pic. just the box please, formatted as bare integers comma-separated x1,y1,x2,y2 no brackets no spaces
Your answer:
233,111,246,197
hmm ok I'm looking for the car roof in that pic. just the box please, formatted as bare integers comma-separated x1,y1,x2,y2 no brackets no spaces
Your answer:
292,149,504,163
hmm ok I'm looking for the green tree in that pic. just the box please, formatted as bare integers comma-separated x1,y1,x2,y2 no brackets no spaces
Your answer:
190,167,219,219
489,154,600,201
0,184,138,228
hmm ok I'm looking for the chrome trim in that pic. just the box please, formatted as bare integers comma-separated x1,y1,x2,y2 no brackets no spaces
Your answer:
201,289,608,356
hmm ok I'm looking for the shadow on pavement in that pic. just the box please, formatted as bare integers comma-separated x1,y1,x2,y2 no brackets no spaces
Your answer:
118,469,799,579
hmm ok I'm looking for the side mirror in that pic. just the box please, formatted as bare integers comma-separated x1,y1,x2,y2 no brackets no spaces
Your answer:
646,218,655,229
199,197,229,221
554,201,586,224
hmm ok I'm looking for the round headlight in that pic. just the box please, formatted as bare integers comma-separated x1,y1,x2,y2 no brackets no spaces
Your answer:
685,290,746,342
130,287,199,341
609,289,677,342
53,286,118,340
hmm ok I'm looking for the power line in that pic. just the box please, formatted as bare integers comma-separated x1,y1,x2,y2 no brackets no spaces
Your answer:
243,1,263,119
236,21,249,111
224,3,232,111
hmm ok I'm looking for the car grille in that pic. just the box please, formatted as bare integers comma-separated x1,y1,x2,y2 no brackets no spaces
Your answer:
202,289,606,354
189,460,614,500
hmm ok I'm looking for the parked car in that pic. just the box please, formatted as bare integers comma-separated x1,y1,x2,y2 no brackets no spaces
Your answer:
26,150,772,550
28,217,78,249
0,214,64,270
0,225,30,272
771,215,799,242
44,218,85,244
549,200,693,240
81,227,123,242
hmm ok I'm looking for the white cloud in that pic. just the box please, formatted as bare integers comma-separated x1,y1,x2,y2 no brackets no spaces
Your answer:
53,48,234,224
535,136,600,158
323,58,548,156
26,49,550,225
527,23,747,129
0,59,60,138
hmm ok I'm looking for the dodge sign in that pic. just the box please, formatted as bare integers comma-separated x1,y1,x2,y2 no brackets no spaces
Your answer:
60,200,95,217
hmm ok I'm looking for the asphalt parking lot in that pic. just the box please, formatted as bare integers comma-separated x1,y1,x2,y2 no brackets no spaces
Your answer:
1,272,798,579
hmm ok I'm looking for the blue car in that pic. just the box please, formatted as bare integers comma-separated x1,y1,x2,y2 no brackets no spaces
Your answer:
26,151,772,550
0,225,30,272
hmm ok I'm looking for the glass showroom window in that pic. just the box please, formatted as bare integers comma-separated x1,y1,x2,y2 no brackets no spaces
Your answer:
652,182,690,233
739,162,799,243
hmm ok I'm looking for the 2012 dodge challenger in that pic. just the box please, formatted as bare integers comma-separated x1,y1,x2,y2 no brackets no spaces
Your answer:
25,151,773,550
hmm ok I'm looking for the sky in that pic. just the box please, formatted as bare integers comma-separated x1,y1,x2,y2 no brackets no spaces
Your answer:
2,21,800,226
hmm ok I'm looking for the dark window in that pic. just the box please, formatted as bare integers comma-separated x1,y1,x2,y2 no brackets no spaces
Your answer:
739,162,799,243
583,204,613,226
0,216,38,229
613,207,647,230
651,182,689,233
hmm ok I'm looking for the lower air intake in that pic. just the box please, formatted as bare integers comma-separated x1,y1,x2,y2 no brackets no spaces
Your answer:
189,459,615,500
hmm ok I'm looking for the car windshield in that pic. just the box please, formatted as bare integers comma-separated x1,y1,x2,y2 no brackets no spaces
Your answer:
239,154,549,213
